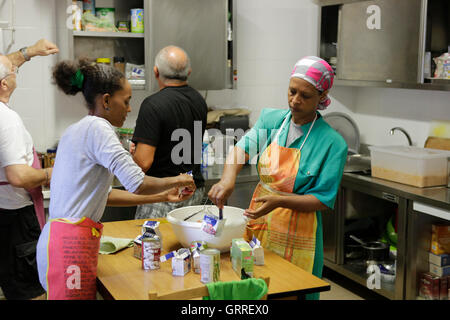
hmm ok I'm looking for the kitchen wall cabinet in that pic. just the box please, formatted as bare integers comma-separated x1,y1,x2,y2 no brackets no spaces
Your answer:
338,0,422,84
56,0,235,93
318,0,450,91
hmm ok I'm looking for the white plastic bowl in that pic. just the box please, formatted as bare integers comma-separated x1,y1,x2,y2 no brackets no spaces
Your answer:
166,205,248,252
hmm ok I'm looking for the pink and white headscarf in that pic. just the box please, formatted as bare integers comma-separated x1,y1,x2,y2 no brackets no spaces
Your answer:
290,56,335,110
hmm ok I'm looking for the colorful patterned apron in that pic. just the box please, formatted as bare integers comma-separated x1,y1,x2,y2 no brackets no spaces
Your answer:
0,148,45,229
246,113,318,273
45,217,103,300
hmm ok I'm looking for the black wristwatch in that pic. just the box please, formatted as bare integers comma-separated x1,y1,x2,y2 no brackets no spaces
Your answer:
20,47,30,61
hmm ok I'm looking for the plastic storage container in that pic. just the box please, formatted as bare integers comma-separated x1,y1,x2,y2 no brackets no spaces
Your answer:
368,145,450,188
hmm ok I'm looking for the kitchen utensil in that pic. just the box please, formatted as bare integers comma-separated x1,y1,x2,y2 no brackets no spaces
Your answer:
167,205,247,252
219,208,223,220
349,234,366,246
345,243,364,261
183,198,212,221
363,241,390,261
323,112,360,155
344,154,371,173
183,209,204,222
349,235,390,262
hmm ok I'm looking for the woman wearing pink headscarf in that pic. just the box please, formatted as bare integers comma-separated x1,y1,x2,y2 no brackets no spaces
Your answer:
208,56,347,300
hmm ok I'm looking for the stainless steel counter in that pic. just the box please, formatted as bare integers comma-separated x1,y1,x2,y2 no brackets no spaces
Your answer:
342,172,450,212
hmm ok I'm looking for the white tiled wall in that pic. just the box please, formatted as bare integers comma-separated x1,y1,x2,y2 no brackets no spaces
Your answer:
1,0,449,153
1,0,58,152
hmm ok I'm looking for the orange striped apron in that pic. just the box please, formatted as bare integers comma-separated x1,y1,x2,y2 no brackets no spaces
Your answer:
246,114,318,273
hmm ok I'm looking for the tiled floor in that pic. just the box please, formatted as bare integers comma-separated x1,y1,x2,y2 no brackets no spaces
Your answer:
320,267,388,300
321,277,365,300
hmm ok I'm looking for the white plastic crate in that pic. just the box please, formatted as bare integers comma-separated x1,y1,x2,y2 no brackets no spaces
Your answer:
369,145,450,187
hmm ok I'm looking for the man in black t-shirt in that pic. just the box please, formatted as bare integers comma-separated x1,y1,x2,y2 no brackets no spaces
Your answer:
132,46,208,219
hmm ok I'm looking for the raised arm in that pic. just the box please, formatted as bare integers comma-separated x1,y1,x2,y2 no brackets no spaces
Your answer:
7,39,59,67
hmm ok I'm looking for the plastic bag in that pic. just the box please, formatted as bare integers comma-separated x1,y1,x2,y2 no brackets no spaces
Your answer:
433,53,450,79
82,12,118,32
125,63,145,80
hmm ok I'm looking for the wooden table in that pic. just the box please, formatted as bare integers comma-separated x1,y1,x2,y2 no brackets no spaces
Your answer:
97,219,330,300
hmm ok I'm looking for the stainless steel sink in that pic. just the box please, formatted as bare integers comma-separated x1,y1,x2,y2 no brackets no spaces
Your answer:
344,154,371,174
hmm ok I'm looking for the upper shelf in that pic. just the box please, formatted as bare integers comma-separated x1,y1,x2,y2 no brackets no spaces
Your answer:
334,79,450,91
73,31,145,39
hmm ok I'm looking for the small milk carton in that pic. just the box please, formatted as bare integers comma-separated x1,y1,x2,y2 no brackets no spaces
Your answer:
249,236,264,266
201,213,225,237
142,220,163,247
160,248,191,277
190,241,208,274
231,238,254,279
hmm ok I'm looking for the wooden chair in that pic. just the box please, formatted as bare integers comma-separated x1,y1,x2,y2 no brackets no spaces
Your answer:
148,276,270,300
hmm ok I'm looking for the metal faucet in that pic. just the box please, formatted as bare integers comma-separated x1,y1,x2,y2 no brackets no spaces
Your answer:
389,127,412,146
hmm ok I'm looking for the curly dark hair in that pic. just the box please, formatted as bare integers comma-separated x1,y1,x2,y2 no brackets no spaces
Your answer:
52,57,125,110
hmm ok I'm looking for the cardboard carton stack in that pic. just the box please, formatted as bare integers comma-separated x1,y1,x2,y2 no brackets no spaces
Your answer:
419,224,450,300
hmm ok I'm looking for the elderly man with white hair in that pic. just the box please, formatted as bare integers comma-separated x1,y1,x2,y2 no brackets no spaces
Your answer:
0,39,59,300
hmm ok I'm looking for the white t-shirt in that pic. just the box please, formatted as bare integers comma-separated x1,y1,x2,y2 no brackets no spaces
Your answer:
0,102,34,209
48,115,145,222
286,119,304,147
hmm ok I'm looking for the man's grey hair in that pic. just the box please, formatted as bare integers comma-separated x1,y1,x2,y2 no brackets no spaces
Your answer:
0,57,10,80
155,46,191,82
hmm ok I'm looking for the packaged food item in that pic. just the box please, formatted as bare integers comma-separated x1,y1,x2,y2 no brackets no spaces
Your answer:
200,248,220,283
190,241,208,274
142,220,163,247
96,58,111,65
96,8,115,26
231,238,254,279
82,0,95,15
172,248,191,276
429,252,450,267
440,276,448,300
431,224,450,255
178,171,194,196
117,21,129,32
142,237,161,270
433,53,450,79
125,63,145,80
429,263,450,277
113,57,125,74
82,11,117,32
201,213,225,237
419,272,440,300
133,235,143,259
160,248,191,276
130,8,144,33
72,1,83,31
45,148,57,168
249,236,264,266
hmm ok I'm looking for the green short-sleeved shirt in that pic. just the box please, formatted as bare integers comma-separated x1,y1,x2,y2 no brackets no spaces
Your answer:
236,108,347,209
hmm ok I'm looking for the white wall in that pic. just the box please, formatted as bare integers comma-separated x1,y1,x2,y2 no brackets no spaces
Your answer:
2,0,449,153
0,0,58,152
205,0,321,126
